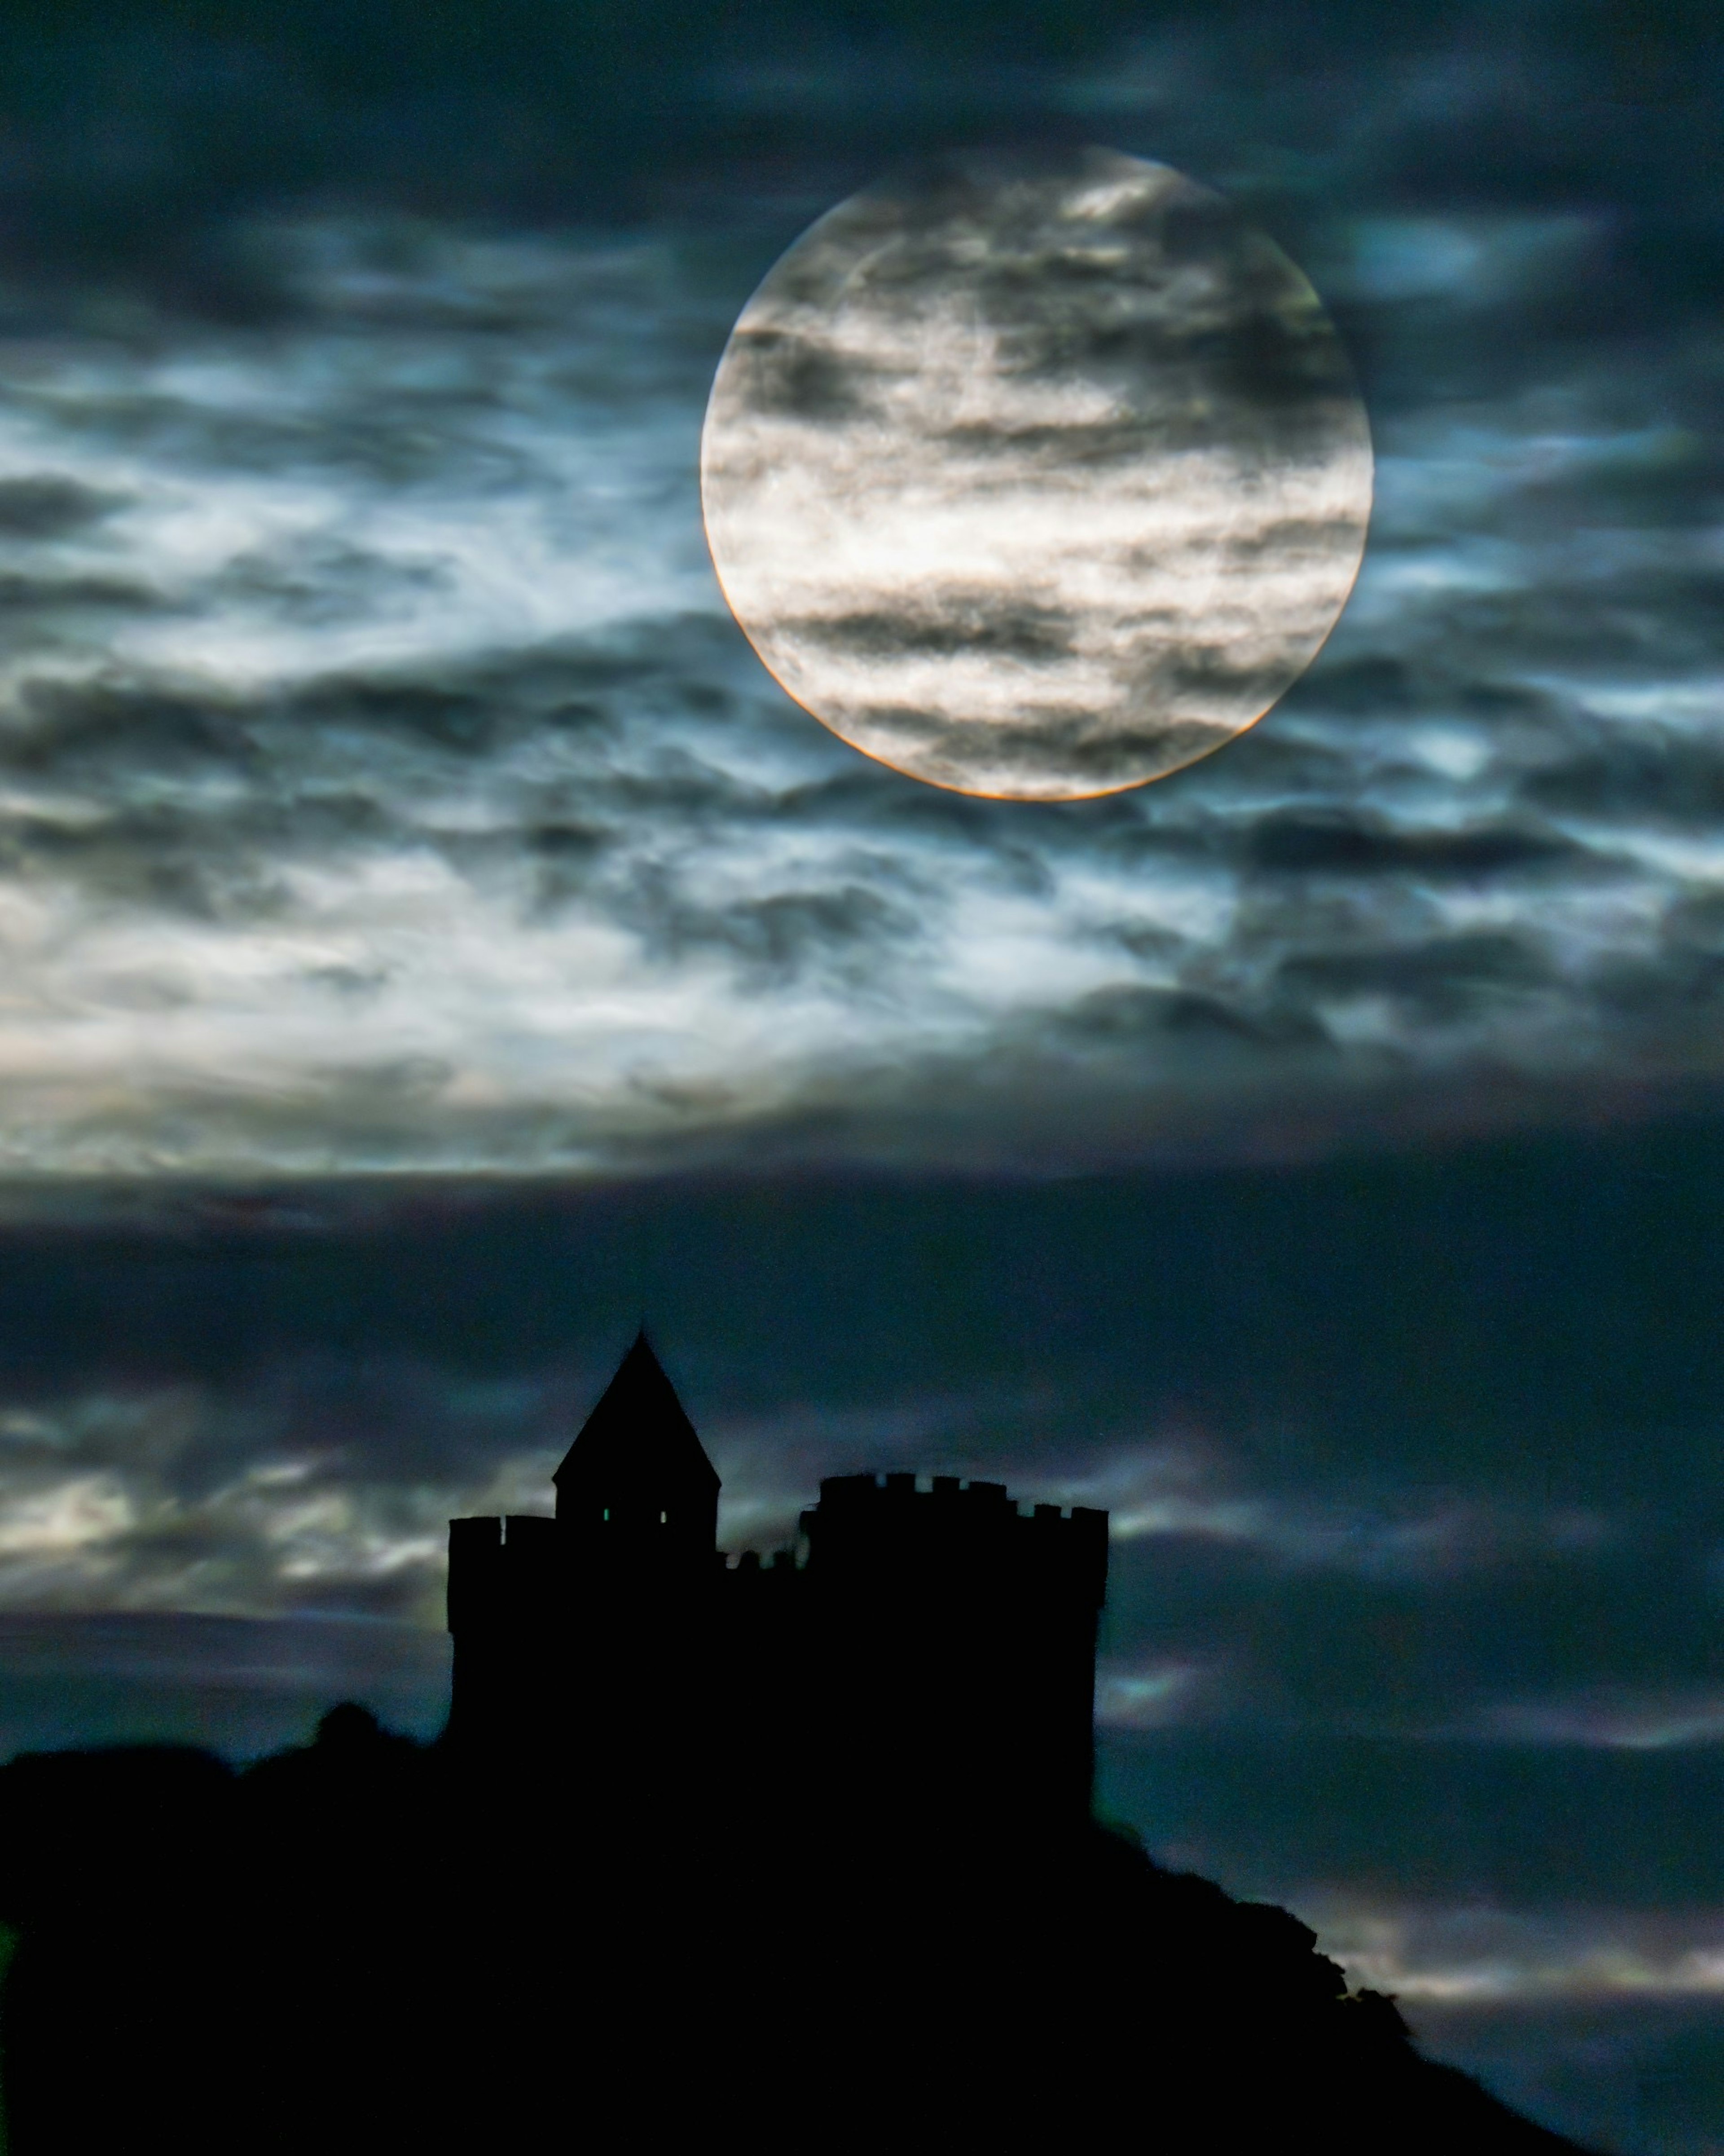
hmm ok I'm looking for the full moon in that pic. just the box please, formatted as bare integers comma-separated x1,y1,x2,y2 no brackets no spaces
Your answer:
700,148,1372,800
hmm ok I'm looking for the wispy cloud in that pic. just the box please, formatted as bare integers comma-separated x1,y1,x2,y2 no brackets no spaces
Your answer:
0,1368,576,1623
0,154,1706,1178
1096,1656,1213,1730
1466,1689,1724,1752
1306,1896,1724,2007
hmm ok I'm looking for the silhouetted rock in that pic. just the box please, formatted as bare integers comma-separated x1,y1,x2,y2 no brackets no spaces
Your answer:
0,1736,1593,2153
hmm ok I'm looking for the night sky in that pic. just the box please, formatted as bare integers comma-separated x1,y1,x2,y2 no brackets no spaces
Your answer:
0,3,1721,2148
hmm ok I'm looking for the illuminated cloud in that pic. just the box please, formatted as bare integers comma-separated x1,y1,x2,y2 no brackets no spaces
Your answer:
1306,1897,1724,2008
0,169,1705,1178
1095,1658,1212,1731
1469,1690,1724,1752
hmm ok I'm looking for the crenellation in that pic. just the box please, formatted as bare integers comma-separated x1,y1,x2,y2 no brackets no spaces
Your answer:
813,1473,876,1507
445,1336,1109,1818
815,1471,1086,1510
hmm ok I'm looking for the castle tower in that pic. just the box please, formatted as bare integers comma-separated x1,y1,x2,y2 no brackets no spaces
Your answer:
446,1335,719,1755
800,1473,1109,1826
552,1332,720,1571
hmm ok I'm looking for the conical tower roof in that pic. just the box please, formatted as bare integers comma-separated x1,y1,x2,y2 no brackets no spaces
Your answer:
553,1333,719,1507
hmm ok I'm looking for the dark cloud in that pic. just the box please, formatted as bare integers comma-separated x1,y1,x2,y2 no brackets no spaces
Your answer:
1248,813,1579,877
939,417,1174,467
1057,982,1324,1051
1284,653,1427,717
0,804,290,922
1100,1729,1724,1909
0,1,1706,357
1227,516,1386,563
989,219,1364,460
790,600,1077,660
625,879,925,986
7,675,260,780
1156,651,1314,703
1523,731,1724,825
0,1611,448,1755
1421,2000,1724,2156
719,330,875,423
853,700,1230,788
211,540,452,625
0,572,162,617
0,477,124,539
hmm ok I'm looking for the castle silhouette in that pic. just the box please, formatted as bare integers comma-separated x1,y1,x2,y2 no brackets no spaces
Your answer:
446,1332,1110,1830
0,1333,1596,2155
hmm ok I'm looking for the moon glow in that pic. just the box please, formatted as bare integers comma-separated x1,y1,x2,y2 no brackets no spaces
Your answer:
700,149,1373,800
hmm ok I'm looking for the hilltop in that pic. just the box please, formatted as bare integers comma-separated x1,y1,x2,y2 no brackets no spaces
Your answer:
0,1715,1592,2155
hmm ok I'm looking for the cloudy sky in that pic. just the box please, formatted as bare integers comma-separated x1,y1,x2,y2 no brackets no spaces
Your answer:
0,1,1720,2147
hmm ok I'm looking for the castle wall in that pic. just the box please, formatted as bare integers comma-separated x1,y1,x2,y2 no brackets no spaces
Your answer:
446,1473,1109,1829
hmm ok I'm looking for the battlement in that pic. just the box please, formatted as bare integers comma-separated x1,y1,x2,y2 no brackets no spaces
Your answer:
809,1471,1105,1524
445,1337,1110,1822
812,1471,1008,1508
799,1473,1108,1608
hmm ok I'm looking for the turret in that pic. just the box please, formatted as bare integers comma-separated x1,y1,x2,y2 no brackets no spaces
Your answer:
553,1332,719,1571
446,1335,719,1749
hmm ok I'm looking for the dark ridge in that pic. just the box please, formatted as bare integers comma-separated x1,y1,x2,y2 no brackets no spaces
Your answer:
0,1725,1594,2156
